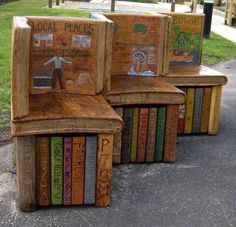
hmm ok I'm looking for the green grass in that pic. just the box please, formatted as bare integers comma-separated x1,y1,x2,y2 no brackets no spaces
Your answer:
0,0,89,111
202,32,236,65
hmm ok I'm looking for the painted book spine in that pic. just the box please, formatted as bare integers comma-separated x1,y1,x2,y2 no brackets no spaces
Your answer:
155,107,166,162
192,88,203,133
208,86,222,135
146,108,157,162
96,134,113,207
163,105,179,162
130,108,139,162
200,87,212,133
137,108,149,162
51,136,63,205
184,88,195,134
84,136,97,205
63,137,72,205
37,137,50,206
121,108,133,163
178,87,186,134
72,136,85,205
113,108,123,164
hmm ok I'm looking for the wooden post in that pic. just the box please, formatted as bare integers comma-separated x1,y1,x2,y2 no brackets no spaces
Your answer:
16,136,36,211
171,0,175,12
48,0,52,8
111,0,115,12
11,17,30,119
56,0,60,5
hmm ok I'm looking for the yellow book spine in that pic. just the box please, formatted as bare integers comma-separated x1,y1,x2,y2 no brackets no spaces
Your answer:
208,86,222,135
184,88,195,134
130,108,139,162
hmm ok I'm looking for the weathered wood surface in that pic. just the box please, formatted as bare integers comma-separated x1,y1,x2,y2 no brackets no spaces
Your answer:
90,13,114,91
163,13,204,66
96,134,113,206
102,13,167,77
12,94,123,136
26,16,107,95
165,65,228,86
11,17,31,120
16,136,36,211
208,86,222,135
104,75,185,105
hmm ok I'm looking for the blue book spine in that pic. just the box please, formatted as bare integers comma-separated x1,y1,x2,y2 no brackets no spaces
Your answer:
192,88,203,133
84,136,97,205
121,108,133,163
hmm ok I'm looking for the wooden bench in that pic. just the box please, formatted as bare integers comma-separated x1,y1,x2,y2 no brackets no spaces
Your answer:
11,16,122,211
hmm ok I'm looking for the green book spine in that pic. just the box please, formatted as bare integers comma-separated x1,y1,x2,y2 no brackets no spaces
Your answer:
155,107,166,162
130,108,139,162
51,136,63,205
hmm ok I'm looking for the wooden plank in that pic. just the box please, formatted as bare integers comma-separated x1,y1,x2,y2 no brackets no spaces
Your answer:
113,108,123,163
163,105,178,162
11,17,31,119
208,86,222,135
90,13,113,92
26,16,107,95
16,136,36,211
165,65,227,86
184,88,195,134
12,94,123,136
104,75,185,105
102,13,167,76
96,134,113,207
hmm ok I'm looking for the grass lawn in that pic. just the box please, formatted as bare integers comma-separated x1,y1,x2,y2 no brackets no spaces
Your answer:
0,0,236,114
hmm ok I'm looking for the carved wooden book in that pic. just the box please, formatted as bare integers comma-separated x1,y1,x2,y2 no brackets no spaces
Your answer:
37,137,50,206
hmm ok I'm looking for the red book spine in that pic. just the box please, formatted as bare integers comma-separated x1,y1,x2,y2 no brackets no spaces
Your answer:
137,108,148,162
178,104,186,134
63,137,72,205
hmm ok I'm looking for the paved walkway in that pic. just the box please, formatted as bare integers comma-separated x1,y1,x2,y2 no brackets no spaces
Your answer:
55,0,236,43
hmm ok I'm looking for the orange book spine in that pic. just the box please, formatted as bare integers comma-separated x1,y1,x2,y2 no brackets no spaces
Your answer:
72,136,85,205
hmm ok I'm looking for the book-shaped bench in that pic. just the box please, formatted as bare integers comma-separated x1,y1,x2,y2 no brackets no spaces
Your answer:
165,65,227,135
11,16,122,211
91,13,185,164
104,76,185,164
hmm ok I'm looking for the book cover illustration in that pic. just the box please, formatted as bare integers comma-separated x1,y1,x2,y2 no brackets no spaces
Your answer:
27,17,100,95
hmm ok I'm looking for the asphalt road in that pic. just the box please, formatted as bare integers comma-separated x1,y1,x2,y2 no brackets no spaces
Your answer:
0,59,235,226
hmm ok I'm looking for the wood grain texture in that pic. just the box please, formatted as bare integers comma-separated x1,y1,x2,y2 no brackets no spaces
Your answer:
102,13,167,76
200,87,212,133
137,108,148,162
37,137,50,206
26,16,107,95
163,105,178,163
208,86,222,135
163,13,204,66
192,87,203,133
90,13,113,92
12,94,122,136
72,136,85,205
16,136,36,211
113,108,123,164
184,88,195,134
165,65,227,86
11,17,31,119
104,75,185,105
146,108,157,162
96,134,113,207
130,108,139,162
